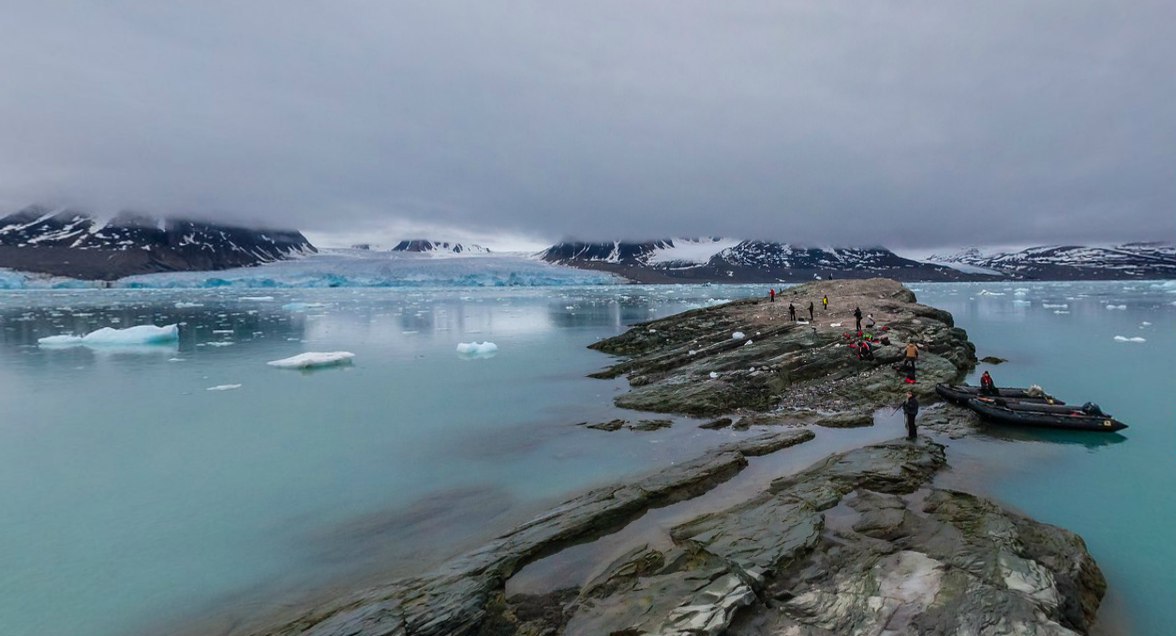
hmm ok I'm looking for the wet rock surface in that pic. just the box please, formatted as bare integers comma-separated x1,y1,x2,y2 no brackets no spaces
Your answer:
590,278,976,419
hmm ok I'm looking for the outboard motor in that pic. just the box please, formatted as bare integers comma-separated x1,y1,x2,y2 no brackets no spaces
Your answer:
1081,402,1104,416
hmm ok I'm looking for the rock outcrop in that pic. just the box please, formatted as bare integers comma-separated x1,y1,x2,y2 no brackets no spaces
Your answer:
590,278,976,423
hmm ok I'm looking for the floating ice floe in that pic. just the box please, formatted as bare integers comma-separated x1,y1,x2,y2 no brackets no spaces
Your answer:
239,296,275,301
267,351,355,369
1042,303,1068,309
38,324,180,347
206,384,242,391
732,331,746,340
1141,321,1152,326
1105,304,1127,310
978,290,1005,296
1113,336,1146,343
456,341,498,358
174,301,203,308
1054,310,1070,314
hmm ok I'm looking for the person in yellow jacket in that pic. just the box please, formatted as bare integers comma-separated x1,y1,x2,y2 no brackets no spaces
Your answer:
903,342,919,371
822,295,829,311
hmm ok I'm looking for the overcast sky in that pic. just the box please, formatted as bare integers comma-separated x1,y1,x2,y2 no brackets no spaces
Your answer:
1,2,1173,250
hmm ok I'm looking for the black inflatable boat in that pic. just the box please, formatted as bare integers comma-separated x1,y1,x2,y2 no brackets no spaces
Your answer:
935,383,1063,405
967,398,1127,432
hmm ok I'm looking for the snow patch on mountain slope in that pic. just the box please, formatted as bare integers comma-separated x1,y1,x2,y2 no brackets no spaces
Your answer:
645,238,742,266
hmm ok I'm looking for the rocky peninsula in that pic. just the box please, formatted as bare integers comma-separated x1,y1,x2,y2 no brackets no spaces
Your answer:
247,278,1106,635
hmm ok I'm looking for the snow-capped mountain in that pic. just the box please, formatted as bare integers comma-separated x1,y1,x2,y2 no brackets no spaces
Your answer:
389,239,491,255
0,206,315,280
541,239,986,283
927,243,1176,280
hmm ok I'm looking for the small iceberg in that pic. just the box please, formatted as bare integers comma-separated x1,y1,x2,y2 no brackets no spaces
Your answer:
1113,336,1146,343
456,341,498,358
174,301,203,308
206,384,242,391
38,324,180,347
240,296,275,301
267,351,355,369
1105,304,1127,310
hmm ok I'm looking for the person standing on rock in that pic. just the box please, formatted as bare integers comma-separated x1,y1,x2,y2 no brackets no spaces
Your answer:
822,295,829,311
903,341,919,372
853,306,863,332
788,302,796,321
807,301,814,321
770,288,776,302
900,391,919,440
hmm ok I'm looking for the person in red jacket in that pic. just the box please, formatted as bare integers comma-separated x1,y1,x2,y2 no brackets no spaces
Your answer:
980,370,997,396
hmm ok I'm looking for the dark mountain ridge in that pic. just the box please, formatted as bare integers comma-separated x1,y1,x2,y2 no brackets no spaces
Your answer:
0,206,315,280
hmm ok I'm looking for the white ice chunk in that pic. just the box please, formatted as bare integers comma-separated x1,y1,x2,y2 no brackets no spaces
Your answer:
456,341,498,358
731,331,745,340
267,351,355,369
206,384,242,391
174,301,204,308
1113,336,1146,342
240,296,275,301
1105,304,1127,310
38,324,179,347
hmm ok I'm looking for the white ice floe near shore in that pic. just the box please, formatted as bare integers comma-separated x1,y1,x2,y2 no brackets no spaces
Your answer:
456,341,498,358
1106,304,1127,310
206,384,242,391
38,324,180,347
1113,336,1146,343
267,351,355,369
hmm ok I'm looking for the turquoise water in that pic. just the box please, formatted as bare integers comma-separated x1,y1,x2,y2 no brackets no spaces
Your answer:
912,281,1176,635
0,285,764,636
0,281,1171,635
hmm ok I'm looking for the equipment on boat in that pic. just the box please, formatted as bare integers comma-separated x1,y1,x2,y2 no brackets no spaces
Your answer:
966,398,1127,432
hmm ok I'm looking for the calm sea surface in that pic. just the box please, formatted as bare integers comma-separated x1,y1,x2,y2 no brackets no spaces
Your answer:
0,281,1171,635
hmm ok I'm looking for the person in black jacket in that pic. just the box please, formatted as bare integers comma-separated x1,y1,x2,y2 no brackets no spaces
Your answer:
807,301,814,321
788,302,796,321
853,306,863,332
900,392,919,440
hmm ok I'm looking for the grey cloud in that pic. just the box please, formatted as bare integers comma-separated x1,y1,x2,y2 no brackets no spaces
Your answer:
1,1,1173,248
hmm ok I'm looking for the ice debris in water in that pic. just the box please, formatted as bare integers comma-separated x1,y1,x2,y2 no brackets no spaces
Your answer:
267,351,355,369
456,341,498,358
1113,336,1146,343
174,301,203,308
206,384,242,391
1105,304,1127,310
732,331,745,340
38,324,179,346
239,296,274,301
1042,303,1068,309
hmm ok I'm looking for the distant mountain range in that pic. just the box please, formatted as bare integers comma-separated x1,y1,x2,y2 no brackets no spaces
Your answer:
389,239,490,255
540,239,1176,282
1,207,1171,283
540,239,984,283
0,206,314,280
926,243,1176,280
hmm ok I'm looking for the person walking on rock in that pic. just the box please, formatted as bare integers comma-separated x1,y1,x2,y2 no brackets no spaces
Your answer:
788,302,796,321
807,301,814,321
822,295,829,311
853,306,862,332
900,391,919,440
770,288,775,302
